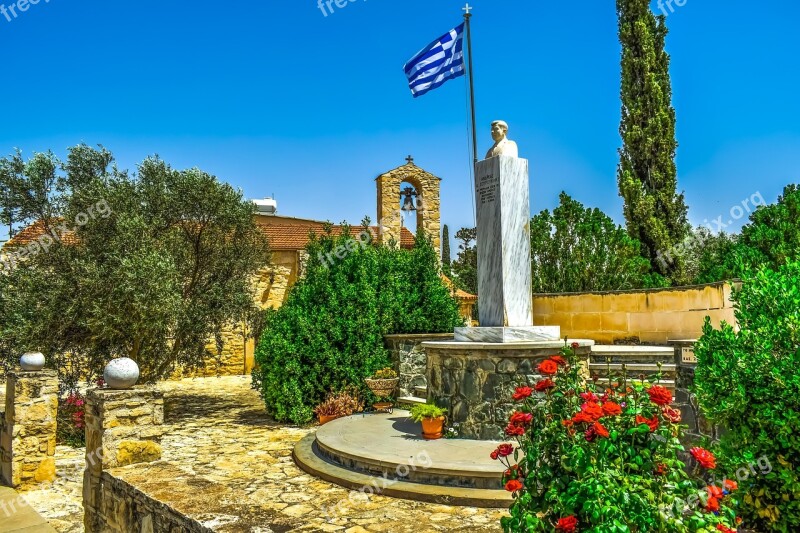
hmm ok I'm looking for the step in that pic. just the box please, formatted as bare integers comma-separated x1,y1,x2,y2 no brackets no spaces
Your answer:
413,385,428,398
589,363,677,377
590,345,674,364
591,378,676,391
397,396,426,407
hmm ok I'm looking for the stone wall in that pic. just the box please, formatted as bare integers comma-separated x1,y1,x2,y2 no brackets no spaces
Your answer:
384,333,454,397
90,471,212,533
533,282,739,344
84,386,166,532
185,253,296,378
0,370,58,488
424,340,594,440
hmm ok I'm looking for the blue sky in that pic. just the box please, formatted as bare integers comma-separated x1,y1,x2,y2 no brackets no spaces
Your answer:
1,1,799,243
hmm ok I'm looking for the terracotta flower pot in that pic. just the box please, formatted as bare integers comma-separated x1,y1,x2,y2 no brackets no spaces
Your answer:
373,402,393,412
318,414,338,425
421,416,446,440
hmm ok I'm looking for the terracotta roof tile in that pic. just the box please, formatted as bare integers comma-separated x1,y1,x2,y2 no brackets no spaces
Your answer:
257,223,414,250
4,219,78,248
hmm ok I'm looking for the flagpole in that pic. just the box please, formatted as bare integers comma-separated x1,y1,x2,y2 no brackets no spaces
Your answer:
463,4,478,165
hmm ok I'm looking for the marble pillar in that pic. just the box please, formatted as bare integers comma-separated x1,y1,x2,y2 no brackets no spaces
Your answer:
474,155,533,328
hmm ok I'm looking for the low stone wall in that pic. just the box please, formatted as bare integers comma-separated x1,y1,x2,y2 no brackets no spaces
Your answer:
533,281,739,344
84,386,166,533
92,470,211,533
0,370,58,488
424,340,594,440
384,333,454,397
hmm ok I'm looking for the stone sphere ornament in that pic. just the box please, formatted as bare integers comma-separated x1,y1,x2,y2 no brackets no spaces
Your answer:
19,351,46,371
103,357,140,390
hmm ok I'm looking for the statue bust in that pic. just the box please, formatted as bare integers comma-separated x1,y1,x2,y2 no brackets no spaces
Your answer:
485,120,519,159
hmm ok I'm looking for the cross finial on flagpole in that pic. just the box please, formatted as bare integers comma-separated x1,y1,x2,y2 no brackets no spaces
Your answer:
463,3,473,16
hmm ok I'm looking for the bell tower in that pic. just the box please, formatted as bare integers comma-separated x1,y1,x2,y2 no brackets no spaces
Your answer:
375,156,442,255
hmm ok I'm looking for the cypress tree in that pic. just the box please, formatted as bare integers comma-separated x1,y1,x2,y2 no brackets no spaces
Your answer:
442,224,451,274
617,0,689,283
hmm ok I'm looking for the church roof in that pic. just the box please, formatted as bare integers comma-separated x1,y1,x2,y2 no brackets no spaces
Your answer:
3,219,79,248
256,222,415,250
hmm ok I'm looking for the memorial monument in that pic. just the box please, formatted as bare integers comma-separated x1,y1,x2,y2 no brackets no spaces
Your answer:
423,122,593,439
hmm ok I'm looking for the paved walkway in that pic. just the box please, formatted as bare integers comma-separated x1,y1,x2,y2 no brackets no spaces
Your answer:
0,486,56,532
20,376,507,532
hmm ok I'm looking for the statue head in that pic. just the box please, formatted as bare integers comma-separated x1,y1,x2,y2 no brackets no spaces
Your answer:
491,120,509,143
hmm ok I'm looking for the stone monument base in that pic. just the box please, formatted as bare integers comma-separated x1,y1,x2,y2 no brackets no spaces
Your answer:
423,339,594,440
454,326,560,344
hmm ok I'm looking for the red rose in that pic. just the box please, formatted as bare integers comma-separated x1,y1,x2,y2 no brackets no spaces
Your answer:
549,355,567,367
602,401,622,416
537,359,559,375
716,525,735,533
572,411,595,424
535,379,556,392
690,447,717,469
512,386,533,402
592,421,610,438
509,412,533,426
496,443,515,458
723,479,738,492
708,485,724,500
505,479,523,492
654,463,668,475
662,405,682,423
635,414,659,432
504,464,522,478
647,385,673,406
580,391,599,402
571,342,580,350
556,515,578,533
584,426,597,442
490,450,499,460
705,496,720,512
505,424,525,437
581,402,603,421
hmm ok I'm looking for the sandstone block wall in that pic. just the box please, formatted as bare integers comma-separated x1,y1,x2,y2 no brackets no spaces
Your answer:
533,282,738,344
84,387,165,533
0,370,58,489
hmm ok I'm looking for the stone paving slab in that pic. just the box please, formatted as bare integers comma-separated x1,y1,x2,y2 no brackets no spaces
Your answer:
0,486,56,532
19,376,508,532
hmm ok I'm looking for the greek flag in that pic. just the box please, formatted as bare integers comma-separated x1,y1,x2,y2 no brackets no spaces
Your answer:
404,23,466,98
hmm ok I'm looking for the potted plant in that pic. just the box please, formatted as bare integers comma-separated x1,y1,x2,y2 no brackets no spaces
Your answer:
410,403,448,440
365,367,400,411
313,387,364,425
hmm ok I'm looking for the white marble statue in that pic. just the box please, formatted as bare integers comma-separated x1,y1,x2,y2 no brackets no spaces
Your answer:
485,120,519,159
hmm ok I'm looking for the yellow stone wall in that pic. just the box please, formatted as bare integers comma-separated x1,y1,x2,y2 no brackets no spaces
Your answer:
533,282,738,344
189,251,299,378
376,161,441,254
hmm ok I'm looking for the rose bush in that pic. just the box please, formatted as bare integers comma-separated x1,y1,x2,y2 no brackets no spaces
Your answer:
494,343,741,532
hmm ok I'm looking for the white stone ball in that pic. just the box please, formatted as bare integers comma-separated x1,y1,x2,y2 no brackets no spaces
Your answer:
20,351,46,371
103,357,140,390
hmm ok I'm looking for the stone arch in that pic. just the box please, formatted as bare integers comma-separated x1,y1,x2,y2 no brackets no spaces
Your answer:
375,157,441,255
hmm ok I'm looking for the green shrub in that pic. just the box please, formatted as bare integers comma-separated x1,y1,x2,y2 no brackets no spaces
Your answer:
499,345,739,532
695,260,800,532
409,403,446,422
253,223,463,424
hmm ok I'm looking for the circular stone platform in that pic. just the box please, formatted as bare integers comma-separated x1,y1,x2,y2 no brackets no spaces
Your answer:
293,410,513,508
